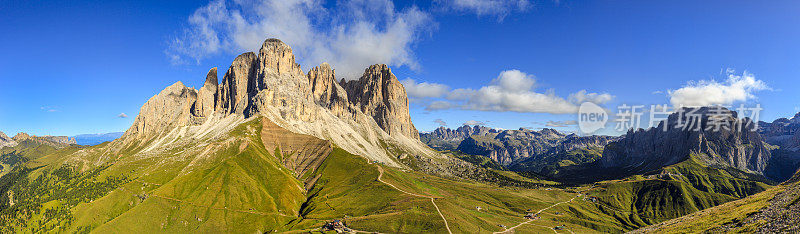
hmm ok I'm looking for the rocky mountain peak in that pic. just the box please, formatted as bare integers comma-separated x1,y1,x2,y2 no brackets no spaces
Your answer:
217,52,257,115
12,132,30,140
601,106,771,175
538,128,564,137
342,64,419,140
308,63,336,100
121,81,198,146
258,38,303,78
204,67,218,86
307,62,351,117
193,68,218,118
116,37,431,166
0,131,16,148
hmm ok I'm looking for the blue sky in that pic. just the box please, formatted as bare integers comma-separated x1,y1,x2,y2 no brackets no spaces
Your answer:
1,0,799,136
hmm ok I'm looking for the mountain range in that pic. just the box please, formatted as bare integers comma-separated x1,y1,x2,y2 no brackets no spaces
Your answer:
0,131,76,149
421,126,619,174
2,38,800,233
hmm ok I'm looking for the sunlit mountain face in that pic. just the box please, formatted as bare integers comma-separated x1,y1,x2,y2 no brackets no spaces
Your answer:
2,1,799,233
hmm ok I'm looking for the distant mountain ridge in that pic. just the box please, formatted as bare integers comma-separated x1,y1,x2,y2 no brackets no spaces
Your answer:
759,112,800,148
599,107,772,177
421,125,619,170
420,125,496,150
72,132,124,146
759,112,800,181
0,131,76,149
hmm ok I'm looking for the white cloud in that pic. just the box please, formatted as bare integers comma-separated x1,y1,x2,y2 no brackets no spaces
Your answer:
40,106,58,112
436,0,531,20
545,120,577,127
433,70,613,114
463,120,485,126
434,119,447,126
493,69,535,92
118,113,128,118
168,0,432,79
668,70,769,107
425,100,453,111
401,78,450,99
568,90,614,104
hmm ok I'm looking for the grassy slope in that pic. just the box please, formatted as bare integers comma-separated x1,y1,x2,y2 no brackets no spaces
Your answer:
0,119,776,233
292,148,444,233
0,119,585,233
630,186,783,233
542,155,772,232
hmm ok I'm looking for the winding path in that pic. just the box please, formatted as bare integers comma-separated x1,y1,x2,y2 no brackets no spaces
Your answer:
493,186,594,234
375,165,452,234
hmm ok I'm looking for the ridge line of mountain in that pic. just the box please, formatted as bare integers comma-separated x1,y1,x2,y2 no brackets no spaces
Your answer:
103,38,434,168
0,130,76,148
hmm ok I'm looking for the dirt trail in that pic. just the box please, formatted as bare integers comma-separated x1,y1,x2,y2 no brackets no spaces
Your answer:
494,186,594,234
375,165,452,234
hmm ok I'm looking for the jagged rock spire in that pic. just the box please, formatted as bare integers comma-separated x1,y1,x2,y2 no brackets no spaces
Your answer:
217,52,257,115
193,67,218,117
342,64,420,140
307,63,351,118
120,37,426,160
256,38,304,86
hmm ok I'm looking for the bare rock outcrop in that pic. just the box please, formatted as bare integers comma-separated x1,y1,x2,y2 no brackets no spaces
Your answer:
192,68,218,118
307,63,352,118
248,39,317,122
758,112,800,181
217,52,257,115
120,81,198,147
0,131,17,148
114,38,433,167
342,64,419,140
421,125,496,150
8,132,76,148
455,128,569,165
600,107,772,175
257,38,304,80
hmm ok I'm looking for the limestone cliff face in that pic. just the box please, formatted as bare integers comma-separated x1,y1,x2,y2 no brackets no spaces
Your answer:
307,63,352,118
342,64,419,140
257,38,304,80
759,113,800,149
116,38,432,166
248,39,317,122
217,52,257,115
600,107,772,175
121,81,198,146
192,68,218,118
